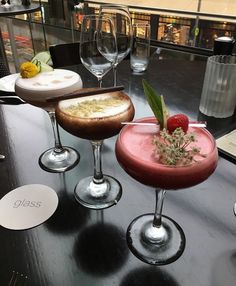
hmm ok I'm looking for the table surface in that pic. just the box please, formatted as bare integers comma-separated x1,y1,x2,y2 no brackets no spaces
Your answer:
0,48,236,286
0,3,40,16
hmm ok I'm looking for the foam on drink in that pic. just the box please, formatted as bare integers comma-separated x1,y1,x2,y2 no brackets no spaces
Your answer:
116,117,218,190
56,91,135,140
60,93,131,119
15,69,82,105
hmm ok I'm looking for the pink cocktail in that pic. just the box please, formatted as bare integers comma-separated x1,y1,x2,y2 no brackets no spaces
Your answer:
115,116,218,265
116,117,218,190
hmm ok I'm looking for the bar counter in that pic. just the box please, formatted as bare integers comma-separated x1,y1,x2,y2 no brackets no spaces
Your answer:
0,49,236,285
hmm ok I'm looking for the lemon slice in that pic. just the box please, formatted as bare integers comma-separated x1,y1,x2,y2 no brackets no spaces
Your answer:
38,61,54,72
31,51,51,64
31,59,53,73
161,95,169,129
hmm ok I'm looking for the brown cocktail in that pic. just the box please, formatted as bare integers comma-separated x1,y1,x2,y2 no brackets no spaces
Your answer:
56,91,135,209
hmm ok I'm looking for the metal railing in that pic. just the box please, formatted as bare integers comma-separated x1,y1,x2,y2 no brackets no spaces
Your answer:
1,0,236,71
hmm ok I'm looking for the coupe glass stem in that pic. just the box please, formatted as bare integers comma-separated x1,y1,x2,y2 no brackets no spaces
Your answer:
153,188,166,228
113,65,117,86
47,111,63,152
98,77,102,88
142,188,167,244
91,140,104,184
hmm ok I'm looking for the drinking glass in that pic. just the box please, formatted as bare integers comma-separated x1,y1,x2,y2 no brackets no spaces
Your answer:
56,91,135,209
130,23,150,73
39,109,80,173
199,55,236,118
116,117,218,265
80,14,117,87
15,69,82,173
99,4,133,86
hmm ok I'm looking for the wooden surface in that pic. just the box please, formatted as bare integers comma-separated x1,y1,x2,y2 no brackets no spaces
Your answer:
0,49,236,285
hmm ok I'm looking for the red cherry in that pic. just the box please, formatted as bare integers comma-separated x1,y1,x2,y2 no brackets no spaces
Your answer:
167,114,189,133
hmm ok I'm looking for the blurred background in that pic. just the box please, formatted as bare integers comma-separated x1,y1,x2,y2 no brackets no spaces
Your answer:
1,0,236,72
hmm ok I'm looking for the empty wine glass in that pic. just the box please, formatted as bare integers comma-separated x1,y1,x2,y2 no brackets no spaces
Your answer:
99,4,133,86
80,14,117,87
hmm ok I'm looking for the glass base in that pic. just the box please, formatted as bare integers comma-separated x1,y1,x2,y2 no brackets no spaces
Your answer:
74,175,122,210
39,146,80,173
127,214,185,265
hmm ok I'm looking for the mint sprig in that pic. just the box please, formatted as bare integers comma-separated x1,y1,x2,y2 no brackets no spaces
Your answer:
142,79,168,129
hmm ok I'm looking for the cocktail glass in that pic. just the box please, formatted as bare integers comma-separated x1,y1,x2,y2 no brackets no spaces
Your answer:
80,14,117,88
99,4,133,86
15,69,82,172
56,91,135,209
115,117,218,265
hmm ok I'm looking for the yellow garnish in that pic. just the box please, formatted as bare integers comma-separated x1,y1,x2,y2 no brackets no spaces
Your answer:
20,62,40,78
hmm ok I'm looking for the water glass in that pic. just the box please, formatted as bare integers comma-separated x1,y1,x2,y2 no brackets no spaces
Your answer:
130,23,150,73
199,55,236,118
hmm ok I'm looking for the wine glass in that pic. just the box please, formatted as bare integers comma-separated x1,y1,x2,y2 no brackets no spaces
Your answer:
115,117,218,265
15,69,82,173
56,91,135,209
80,14,117,87
99,4,133,86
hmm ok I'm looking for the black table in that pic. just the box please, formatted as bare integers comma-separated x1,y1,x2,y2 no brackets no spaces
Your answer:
0,49,236,286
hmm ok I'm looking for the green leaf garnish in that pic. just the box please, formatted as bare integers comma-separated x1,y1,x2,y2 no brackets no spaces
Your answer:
142,79,168,129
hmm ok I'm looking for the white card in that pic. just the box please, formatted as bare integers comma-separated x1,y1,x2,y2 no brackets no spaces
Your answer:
216,129,236,158
0,184,58,230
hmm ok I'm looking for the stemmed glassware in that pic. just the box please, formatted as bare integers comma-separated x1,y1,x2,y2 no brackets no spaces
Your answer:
15,69,82,172
56,91,135,209
115,117,218,265
39,108,80,172
99,4,133,86
80,14,117,87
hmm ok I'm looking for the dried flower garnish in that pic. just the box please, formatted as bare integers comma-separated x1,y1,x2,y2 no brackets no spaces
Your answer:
153,127,205,166
63,97,124,118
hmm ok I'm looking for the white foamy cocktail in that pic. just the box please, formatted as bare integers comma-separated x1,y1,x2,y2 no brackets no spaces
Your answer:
15,69,83,110
14,69,82,173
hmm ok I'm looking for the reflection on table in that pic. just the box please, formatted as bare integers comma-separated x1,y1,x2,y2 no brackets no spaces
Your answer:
0,48,236,285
